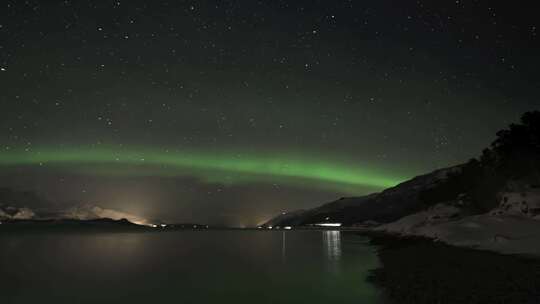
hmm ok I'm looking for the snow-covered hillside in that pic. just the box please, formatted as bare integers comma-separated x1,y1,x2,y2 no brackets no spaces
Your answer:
377,183,540,256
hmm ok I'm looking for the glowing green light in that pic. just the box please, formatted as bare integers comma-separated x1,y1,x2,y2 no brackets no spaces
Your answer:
0,147,407,194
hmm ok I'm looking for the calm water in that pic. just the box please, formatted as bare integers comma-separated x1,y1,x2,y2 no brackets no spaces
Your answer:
0,230,383,303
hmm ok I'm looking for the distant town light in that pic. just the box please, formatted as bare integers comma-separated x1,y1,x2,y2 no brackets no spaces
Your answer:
315,223,342,227
284,226,292,230
268,226,273,229
151,224,158,228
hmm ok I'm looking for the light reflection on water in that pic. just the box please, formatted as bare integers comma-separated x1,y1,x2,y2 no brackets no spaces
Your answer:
323,230,342,261
0,230,381,304
281,230,342,272
282,231,286,261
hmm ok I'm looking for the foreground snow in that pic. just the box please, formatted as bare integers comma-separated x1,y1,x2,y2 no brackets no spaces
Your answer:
377,204,540,256
376,184,540,256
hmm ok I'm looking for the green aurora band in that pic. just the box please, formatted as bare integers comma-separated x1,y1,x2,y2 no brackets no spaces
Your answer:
0,148,407,194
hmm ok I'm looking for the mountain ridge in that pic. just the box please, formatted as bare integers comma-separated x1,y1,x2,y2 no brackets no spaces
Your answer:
264,165,464,227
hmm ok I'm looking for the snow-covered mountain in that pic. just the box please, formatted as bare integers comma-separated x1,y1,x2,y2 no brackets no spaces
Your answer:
0,188,149,225
0,205,36,220
62,204,150,226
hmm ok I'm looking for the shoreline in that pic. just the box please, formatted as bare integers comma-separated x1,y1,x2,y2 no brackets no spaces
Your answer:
366,233,540,304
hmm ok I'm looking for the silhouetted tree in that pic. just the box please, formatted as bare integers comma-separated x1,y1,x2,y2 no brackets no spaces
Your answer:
418,111,540,212
491,111,540,179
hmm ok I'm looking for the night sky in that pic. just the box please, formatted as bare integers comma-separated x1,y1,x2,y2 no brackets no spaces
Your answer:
0,0,539,226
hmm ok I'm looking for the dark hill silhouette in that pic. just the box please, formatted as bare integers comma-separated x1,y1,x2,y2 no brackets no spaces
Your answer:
266,111,540,227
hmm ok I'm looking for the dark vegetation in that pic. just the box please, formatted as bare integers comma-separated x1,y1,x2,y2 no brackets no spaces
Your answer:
368,234,540,304
419,111,540,213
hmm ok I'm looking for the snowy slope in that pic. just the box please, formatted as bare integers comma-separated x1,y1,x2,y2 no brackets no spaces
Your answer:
377,184,540,256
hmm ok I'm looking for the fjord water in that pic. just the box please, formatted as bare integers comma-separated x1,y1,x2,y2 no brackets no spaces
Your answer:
0,230,383,303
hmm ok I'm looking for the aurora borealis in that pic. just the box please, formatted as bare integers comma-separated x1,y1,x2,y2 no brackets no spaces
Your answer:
0,148,403,192
1,1,539,225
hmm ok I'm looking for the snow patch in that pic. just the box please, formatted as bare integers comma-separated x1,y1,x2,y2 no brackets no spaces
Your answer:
378,212,540,256
376,203,462,234
0,205,36,220
491,189,540,218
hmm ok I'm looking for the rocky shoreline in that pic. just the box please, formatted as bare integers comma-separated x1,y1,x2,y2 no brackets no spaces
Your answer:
367,234,540,304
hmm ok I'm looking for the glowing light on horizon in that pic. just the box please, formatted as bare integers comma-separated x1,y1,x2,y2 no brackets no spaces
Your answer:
132,220,152,226
315,223,342,227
